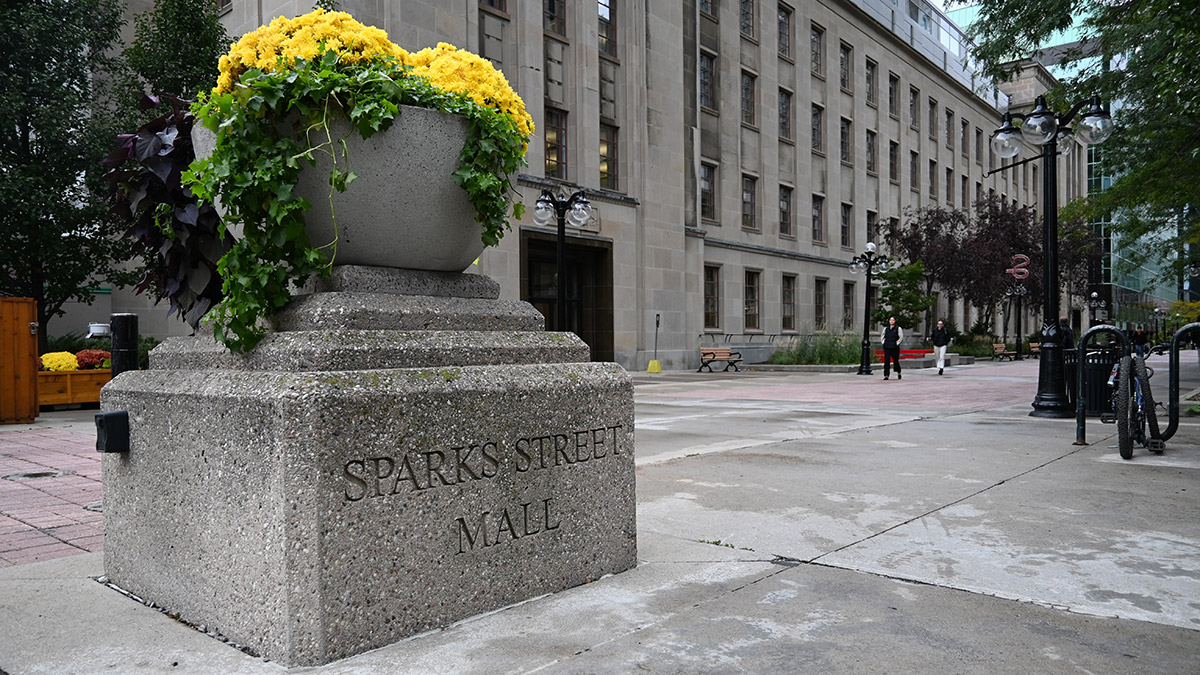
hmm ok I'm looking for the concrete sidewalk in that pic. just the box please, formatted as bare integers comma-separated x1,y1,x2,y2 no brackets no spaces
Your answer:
1,357,1198,673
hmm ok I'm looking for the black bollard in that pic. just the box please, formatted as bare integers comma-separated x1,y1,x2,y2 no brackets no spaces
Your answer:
110,313,139,377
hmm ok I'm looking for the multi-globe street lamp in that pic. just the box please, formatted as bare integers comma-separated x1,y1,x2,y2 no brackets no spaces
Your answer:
1006,284,1029,360
532,189,593,332
1086,291,1107,325
990,94,1114,418
848,242,895,375
1154,307,1163,342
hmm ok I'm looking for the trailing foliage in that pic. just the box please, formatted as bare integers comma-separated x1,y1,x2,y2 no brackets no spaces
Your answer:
184,10,531,352
104,94,227,329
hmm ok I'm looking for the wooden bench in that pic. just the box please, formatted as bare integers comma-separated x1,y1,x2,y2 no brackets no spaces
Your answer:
698,347,743,372
1028,343,1040,358
992,343,1017,361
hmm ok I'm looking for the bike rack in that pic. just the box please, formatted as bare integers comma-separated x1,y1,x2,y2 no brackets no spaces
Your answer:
1158,322,1200,443
1073,326,1130,446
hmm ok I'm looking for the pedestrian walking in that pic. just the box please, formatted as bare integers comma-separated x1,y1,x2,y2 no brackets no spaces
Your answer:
881,316,903,380
929,320,951,375
1059,317,1075,351
1132,325,1148,358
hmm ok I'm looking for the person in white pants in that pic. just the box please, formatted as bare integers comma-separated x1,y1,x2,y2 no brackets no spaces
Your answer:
929,320,951,375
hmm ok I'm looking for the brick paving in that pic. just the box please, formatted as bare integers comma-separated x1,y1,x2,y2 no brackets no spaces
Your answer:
0,428,103,567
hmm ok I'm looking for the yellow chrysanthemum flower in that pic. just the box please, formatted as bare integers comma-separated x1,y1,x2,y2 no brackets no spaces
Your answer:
40,352,79,372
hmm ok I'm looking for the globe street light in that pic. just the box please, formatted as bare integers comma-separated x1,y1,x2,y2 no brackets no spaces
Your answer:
1006,284,1029,360
849,242,895,375
532,189,593,332
990,94,1114,418
1086,291,1107,325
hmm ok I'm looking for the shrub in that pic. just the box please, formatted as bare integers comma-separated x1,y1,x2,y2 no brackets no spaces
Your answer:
771,334,862,365
75,349,113,369
40,352,79,372
139,336,162,370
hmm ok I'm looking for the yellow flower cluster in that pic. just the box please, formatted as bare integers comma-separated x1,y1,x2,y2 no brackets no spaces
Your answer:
214,9,408,95
405,43,533,138
40,352,79,372
213,10,532,138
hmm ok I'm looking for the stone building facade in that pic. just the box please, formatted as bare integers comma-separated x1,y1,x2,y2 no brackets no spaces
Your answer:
78,0,1084,369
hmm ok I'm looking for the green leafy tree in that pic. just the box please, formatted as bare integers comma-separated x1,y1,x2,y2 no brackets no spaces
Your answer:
873,261,935,331
125,0,230,100
961,0,1200,280
0,0,141,352
887,205,970,330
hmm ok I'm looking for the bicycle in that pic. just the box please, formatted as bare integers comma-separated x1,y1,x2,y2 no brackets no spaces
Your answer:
1100,354,1164,459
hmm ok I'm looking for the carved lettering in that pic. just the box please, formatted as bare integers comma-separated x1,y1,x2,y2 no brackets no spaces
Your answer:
574,430,591,462
343,461,368,501
481,442,500,477
591,427,608,458
553,433,572,466
514,438,533,472
389,453,422,494
369,457,394,498
424,450,455,487
455,498,560,554
454,445,480,482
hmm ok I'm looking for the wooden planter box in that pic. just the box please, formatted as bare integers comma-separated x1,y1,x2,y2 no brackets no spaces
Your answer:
37,369,111,406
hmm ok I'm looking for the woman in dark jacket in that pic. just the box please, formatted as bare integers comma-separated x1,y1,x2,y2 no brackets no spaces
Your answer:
881,316,903,380
929,320,951,375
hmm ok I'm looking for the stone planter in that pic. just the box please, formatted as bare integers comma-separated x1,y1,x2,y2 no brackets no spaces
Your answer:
193,105,487,273
38,369,111,406
293,105,484,272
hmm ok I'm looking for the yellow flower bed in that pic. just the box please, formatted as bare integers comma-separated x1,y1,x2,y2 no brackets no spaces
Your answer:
40,352,79,372
214,9,532,138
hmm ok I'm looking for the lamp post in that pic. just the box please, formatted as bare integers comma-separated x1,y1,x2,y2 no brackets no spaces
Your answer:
849,242,894,375
1154,307,1163,342
990,94,1114,418
532,189,593,332
1086,291,1107,325
1006,284,1028,360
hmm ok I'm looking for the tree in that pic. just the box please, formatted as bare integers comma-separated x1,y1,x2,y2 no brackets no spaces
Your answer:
960,0,1200,281
125,0,230,100
959,195,1043,331
887,205,970,330
0,0,141,352
873,261,935,331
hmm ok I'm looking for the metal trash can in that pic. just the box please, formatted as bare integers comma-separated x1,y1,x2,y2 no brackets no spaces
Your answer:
1064,347,1123,416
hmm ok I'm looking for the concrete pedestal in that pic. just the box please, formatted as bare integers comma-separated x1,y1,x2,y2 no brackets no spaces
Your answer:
100,267,636,666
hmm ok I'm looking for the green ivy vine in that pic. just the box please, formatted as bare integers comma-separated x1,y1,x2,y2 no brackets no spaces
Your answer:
185,50,528,353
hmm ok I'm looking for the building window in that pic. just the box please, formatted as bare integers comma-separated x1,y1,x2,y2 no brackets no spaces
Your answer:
217,0,232,14
779,89,793,139
865,130,877,174
839,43,852,91
740,0,755,37
929,159,937,199
910,151,920,191
811,104,824,152
946,167,954,205
779,185,794,236
744,270,761,330
699,52,717,110
700,0,716,16
777,5,792,58
814,278,827,330
1032,165,1038,200
975,127,983,164
840,203,852,247
889,141,899,183
975,181,982,204
740,71,756,125
782,274,797,331
482,0,507,9
909,87,920,129
704,266,720,329
961,119,970,157
866,210,878,244
945,109,955,150
812,194,825,242
843,282,855,330
700,162,717,220
545,107,567,178
544,0,566,35
810,23,824,75
888,73,899,116
865,59,877,106
598,0,616,56
928,98,938,140
961,175,969,207
742,174,757,229
599,123,618,190
839,117,852,164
